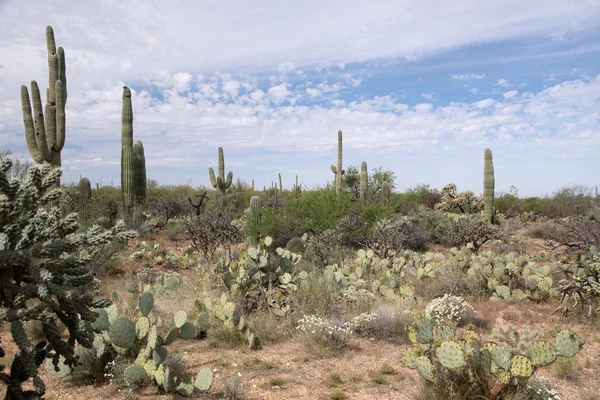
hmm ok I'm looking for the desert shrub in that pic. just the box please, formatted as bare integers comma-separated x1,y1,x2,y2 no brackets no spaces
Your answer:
182,211,243,257
296,274,338,317
445,214,507,251
424,294,474,326
390,184,436,214
296,315,353,356
163,220,184,241
351,305,413,343
151,197,190,223
495,191,525,218
412,205,453,244
545,216,600,253
360,214,429,259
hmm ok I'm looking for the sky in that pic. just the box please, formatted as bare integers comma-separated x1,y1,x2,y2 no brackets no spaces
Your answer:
0,0,599,197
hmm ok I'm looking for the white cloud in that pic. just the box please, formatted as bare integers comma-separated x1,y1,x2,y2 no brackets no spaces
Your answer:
306,88,321,97
222,79,241,99
267,83,291,104
475,98,495,108
451,73,486,80
496,79,513,88
421,92,438,101
503,90,519,98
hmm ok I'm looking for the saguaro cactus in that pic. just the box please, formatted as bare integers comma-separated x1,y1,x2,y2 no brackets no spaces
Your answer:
133,140,147,206
20,26,67,177
382,181,390,204
360,161,368,202
330,130,344,194
121,86,135,221
484,148,495,223
208,147,233,195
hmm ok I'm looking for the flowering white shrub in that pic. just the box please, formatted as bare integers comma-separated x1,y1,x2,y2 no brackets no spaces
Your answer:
524,377,562,400
425,294,473,325
296,315,353,353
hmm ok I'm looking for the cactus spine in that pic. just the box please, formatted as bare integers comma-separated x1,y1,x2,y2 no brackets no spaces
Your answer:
484,148,495,223
360,161,368,202
121,86,135,222
20,26,67,179
330,130,343,194
208,147,233,195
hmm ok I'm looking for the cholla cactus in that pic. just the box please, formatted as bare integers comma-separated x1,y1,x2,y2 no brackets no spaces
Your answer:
0,157,137,399
435,183,484,214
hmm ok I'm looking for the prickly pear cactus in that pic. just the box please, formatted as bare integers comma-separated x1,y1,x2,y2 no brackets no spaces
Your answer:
402,315,584,397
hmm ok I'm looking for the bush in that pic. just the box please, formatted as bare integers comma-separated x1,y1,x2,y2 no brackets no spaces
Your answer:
412,206,453,244
424,295,474,326
359,214,429,258
181,211,243,257
445,214,507,251
296,315,353,356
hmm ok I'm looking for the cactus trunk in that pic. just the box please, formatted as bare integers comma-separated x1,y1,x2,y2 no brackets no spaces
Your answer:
330,130,343,194
360,161,368,202
121,86,135,223
484,148,495,223
133,140,147,206
382,181,390,204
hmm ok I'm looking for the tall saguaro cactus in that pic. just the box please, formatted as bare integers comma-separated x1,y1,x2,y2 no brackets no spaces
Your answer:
360,161,368,202
330,130,344,194
208,147,233,195
20,26,67,178
484,148,495,223
121,86,136,221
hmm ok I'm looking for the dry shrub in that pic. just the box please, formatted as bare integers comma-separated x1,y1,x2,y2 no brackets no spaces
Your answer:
182,211,243,257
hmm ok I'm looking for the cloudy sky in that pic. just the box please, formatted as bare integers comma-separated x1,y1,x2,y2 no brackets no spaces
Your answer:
0,0,599,196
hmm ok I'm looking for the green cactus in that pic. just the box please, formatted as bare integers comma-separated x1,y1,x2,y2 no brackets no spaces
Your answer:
109,317,137,349
78,177,92,223
381,180,389,204
293,174,301,197
133,140,147,207
174,311,187,328
139,292,155,317
20,26,67,179
436,341,466,369
194,368,214,391
359,161,367,202
0,157,137,398
403,315,583,397
124,364,150,386
208,146,233,195
330,130,344,194
121,86,136,223
484,148,495,223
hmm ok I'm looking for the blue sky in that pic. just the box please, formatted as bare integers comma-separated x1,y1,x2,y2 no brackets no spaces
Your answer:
0,0,599,197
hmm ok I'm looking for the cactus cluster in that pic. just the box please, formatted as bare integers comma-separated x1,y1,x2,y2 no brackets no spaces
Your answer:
0,158,136,398
449,247,553,302
219,236,306,315
323,249,436,306
20,26,67,178
555,250,600,316
403,313,583,395
121,86,147,225
200,293,260,349
435,183,484,214
208,147,233,195
46,288,213,395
